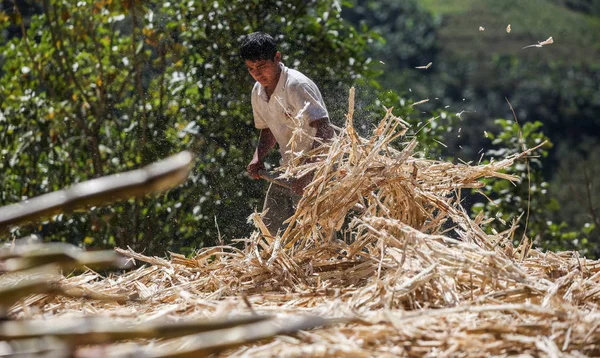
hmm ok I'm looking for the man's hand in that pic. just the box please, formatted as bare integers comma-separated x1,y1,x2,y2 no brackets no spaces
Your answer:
248,128,276,179
291,172,313,196
247,159,265,179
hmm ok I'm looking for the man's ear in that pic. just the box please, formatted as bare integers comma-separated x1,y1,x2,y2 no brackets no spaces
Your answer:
274,51,281,62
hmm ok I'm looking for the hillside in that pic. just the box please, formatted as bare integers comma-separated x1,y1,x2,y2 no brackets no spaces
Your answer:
419,0,600,65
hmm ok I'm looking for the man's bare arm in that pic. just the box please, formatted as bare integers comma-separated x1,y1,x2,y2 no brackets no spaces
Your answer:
310,117,334,148
247,128,277,179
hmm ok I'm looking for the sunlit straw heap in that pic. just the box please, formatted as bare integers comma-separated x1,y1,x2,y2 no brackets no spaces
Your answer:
5,88,600,357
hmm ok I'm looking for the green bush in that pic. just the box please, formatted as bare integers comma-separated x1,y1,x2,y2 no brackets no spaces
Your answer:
0,0,381,255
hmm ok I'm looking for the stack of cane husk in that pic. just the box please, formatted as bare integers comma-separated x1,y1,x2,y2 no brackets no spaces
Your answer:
6,88,600,357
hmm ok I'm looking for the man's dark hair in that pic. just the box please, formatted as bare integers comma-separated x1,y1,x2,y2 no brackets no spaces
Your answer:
240,32,277,61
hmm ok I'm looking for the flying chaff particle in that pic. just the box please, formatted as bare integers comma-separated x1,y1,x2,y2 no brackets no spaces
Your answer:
522,36,554,49
411,98,430,107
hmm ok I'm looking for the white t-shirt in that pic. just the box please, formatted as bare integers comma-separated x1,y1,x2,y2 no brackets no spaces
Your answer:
251,63,329,166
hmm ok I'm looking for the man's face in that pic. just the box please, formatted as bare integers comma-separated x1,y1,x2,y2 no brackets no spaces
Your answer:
245,52,281,88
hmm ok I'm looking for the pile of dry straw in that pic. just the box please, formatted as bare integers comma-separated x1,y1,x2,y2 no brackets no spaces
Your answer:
10,89,600,356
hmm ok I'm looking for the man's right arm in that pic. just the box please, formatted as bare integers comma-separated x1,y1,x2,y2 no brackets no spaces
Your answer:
247,128,277,179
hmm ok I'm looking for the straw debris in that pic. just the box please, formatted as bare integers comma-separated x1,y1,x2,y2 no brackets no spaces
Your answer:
2,88,600,357
523,36,554,49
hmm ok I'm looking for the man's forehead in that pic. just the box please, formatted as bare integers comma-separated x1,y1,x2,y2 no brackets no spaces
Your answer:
245,59,271,67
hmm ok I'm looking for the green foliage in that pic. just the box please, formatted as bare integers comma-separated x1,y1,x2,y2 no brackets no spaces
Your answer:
343,0,440,97
3,0,597,259
433,54,600,258
546,138,600,255
0,0,380,254
342,0,599,256
472,119,596,256
345,0,439,69
341,0,457,159
458,56,600,149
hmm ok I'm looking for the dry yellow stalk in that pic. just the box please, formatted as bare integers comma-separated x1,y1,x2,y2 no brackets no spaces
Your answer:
415,62,433,70
3,88,599,357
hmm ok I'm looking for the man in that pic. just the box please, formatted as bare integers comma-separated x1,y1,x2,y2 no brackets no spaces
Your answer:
241,32,334,235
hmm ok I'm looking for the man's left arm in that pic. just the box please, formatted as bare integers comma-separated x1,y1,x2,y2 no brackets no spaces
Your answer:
310,117,334,148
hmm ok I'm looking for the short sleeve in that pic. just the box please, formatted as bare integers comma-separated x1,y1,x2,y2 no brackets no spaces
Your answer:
287,83,329,125
251,92,269,129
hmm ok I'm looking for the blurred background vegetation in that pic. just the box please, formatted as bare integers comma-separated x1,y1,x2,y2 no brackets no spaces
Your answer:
1,0,598,257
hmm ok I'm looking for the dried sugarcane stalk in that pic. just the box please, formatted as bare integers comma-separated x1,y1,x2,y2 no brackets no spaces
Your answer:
101,315,335,358
0,315,271,343
0,151,193,232
4,89,599,357
0,243,129,272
